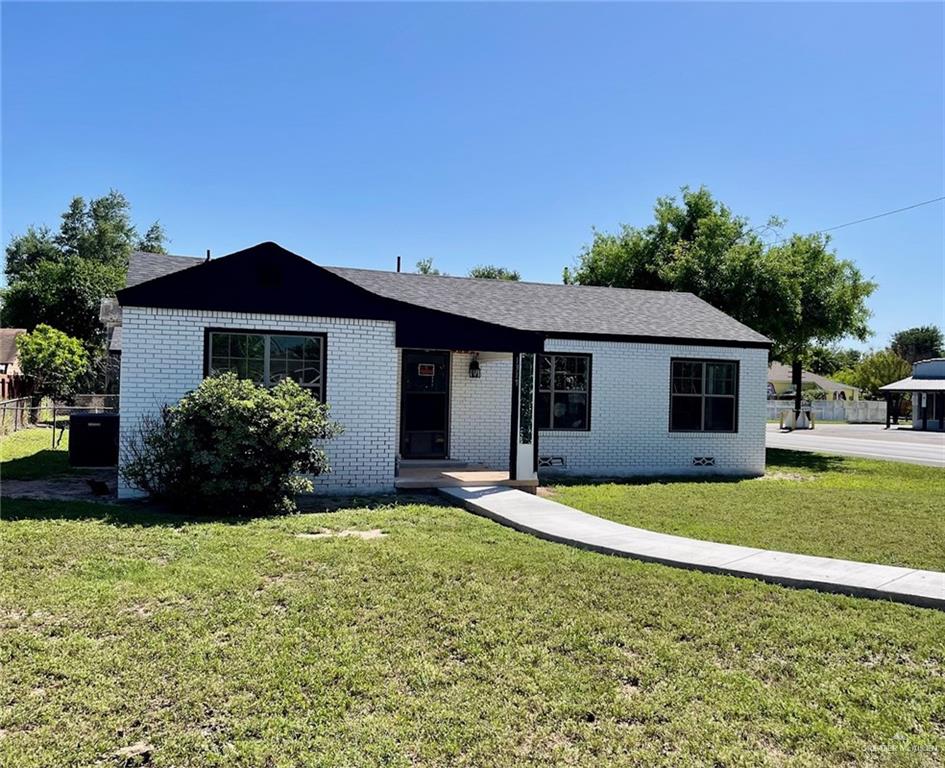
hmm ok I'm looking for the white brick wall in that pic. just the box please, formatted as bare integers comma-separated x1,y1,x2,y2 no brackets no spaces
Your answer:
449,352,512,466
118,308,767,495
537,339,768,477
118,307,398,497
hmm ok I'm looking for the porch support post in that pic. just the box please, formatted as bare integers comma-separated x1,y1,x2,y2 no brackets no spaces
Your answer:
922,392,929,431
508,352,520,480
884,392,891,430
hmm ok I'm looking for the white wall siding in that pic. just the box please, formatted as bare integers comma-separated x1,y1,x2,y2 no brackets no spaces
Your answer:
449,352,512,467
538,339,767,477
118,307,397,498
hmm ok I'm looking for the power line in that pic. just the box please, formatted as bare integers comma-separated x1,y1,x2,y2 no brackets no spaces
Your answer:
764,195,945,245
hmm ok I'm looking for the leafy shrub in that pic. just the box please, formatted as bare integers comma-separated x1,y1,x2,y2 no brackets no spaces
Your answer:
121,374,342,515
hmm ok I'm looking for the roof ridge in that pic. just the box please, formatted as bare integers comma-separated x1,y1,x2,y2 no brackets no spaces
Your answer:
132,249,204,261
325,265,696,296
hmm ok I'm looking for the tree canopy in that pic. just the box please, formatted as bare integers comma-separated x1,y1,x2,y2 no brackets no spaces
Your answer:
833,350,911,398
890,325,943,364
468,265,521,281
415,258,443,275
565,187,877,403
806,345,864,376
16,324,90,403
1,191,167,346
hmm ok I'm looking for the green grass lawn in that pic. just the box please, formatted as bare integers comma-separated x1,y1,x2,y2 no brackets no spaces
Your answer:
551,449,945,572
1,495,944,767
1,427,73,480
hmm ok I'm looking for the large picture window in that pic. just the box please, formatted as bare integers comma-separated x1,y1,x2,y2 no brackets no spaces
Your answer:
537,353,591,431
206,330,325,401
670,358,738,432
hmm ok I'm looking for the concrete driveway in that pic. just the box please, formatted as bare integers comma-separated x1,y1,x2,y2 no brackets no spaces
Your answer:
766,423,945,467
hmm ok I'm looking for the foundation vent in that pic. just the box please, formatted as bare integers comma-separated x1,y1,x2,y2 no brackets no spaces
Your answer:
692,456,716,467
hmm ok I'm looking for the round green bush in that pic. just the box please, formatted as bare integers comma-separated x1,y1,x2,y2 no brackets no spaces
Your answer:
121,373,342,515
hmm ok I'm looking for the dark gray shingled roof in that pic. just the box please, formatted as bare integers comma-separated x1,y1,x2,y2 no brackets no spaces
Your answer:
127,250,203,287
110,252,204,350
118,249,770,347
324,267,771,345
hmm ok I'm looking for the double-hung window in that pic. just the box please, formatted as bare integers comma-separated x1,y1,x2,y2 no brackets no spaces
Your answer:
536,353,591,431
207,330,325,401
670,358,738,432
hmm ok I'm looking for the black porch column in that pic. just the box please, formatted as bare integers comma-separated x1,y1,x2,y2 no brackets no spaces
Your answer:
922,392,929,431
885,393,891,430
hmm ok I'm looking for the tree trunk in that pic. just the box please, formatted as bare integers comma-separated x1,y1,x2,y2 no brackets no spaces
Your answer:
792,359,803,419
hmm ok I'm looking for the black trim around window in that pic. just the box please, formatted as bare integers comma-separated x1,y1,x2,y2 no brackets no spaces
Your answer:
536,353,592,431
203,328,327,402
669,358,739,433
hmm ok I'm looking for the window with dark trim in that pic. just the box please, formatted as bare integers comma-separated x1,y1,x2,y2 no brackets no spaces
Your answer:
670,358,738,432
537,353,591,431
206,331,325,401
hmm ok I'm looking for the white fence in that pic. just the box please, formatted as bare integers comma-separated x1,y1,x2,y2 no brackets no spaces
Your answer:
766,399,888,423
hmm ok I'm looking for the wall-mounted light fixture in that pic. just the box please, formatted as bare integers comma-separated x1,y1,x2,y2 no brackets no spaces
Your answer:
468,353,481,379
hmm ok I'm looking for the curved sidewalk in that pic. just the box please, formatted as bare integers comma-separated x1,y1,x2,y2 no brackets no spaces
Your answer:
441,486,945,610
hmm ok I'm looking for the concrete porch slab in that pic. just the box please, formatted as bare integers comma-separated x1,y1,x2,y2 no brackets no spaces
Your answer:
396,467,538,491
441,486,945,610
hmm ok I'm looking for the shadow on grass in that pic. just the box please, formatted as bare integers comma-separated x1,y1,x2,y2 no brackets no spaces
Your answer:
0,492,447,528
0,450,80,481
765,448,851,473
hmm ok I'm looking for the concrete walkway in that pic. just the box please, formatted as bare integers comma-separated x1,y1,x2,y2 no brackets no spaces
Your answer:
441,486,945,610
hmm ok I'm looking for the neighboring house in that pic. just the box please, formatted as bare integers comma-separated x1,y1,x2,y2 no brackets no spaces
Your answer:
0,328,27,400
766,362,860,401
880,358,945,431
113,242,772,498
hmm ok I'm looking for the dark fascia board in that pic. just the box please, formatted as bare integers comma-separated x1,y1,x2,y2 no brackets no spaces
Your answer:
117,241,543,353
542,331,773,350
116,242,768,353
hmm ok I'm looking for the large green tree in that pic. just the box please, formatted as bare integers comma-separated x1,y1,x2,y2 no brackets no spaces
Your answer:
890,325,943,364
764,233,875,412
2,257,124,343
566,187,877,413
1,191,166,345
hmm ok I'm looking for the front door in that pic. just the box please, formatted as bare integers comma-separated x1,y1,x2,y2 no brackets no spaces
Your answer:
401,351,450,459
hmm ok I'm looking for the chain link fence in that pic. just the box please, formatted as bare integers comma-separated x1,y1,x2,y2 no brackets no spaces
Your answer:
1,395,118,437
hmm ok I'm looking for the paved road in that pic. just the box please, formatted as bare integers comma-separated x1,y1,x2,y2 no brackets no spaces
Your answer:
766,423,945,468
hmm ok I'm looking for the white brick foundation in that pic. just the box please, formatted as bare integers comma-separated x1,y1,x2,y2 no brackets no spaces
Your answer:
118,307,398,498
537,339,767,477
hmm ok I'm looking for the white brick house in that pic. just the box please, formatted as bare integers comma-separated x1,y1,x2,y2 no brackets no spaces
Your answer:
114,243,771,497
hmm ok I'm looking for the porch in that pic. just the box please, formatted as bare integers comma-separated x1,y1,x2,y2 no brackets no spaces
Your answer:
395,460,539,491
395,347,541,489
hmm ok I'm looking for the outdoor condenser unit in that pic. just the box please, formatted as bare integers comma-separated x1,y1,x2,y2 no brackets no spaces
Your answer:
68,413,119,467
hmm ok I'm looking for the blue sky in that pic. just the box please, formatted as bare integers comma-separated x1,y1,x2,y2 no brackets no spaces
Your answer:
2,2,942,349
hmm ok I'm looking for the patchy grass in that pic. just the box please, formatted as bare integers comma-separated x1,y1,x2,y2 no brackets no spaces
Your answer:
551,449,945,571
1,496,944,767
0,427,75,480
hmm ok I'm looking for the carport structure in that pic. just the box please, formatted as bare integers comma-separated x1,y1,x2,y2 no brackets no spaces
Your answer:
880,358,945,431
